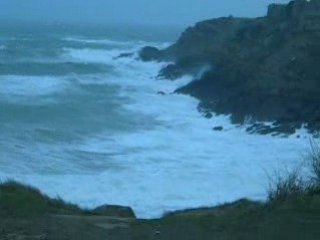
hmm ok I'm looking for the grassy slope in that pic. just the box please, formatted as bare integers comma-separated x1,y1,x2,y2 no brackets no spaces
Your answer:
0,181,132,240
1,181,320,239
0,181,84,218
132,196,320,240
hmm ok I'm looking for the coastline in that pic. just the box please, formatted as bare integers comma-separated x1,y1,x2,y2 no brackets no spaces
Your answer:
139,0,320,136
2,0,320,239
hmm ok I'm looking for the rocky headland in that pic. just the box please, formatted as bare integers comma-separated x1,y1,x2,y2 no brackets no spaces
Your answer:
140,0,320,136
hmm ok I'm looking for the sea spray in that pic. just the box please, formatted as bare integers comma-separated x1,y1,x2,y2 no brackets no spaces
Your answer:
0,32,312,218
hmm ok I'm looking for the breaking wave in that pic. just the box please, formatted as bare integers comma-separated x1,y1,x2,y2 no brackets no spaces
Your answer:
0,34,311,218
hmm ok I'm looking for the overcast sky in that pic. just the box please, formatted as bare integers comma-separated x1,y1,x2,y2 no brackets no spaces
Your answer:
0,0,290,27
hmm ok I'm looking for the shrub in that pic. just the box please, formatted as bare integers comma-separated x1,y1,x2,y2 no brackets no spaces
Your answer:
267,169,307,203
309,140,320,183
267,140,320,203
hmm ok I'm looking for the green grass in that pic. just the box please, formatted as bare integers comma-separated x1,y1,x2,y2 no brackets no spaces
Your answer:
267,140,320,204
309,140,320,183
132,195,320,240
267,169,309,203
0,180,84,217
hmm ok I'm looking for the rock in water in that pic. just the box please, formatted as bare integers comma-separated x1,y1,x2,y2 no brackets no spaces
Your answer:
114,52,134,59
213,126,224,131
139,46,162,61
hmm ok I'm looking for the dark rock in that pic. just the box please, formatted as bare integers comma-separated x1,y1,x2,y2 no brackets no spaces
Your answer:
158,64,185,80
139,46,162,61
114,52,134,59
154,0,320,134
197,105,213,118
246,123,273,135
92,205,136,218
204,112,213,119
246,122,297,136
157,91,166,95
272,124,297,135
202,112,213,119
213,126,223,131
267,3,287,21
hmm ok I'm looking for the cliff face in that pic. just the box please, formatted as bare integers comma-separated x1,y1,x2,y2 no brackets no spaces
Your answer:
141,0,320,134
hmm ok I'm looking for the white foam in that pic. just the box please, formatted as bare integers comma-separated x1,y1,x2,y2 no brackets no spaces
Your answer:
64,37,170,49
63,47,189,90
62,55,311,217
0,41,314,219
0,128,310,218
64,37,134,46
64,47,128,64
0,75,69,99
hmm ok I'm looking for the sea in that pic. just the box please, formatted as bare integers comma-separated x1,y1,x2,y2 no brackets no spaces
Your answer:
0,22,311,218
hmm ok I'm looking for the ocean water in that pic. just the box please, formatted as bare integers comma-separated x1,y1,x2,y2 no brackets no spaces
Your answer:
0,23,312,218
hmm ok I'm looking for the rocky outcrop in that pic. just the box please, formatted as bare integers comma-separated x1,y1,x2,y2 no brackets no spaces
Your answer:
92,205,136,218
139,46,162,61
142,0,320,135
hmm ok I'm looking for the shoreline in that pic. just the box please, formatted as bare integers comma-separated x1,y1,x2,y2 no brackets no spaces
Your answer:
139,0,320,136
2,0,320,239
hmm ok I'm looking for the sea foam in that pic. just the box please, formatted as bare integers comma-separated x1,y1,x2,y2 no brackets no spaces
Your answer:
0,36,312,218
0,75,70,98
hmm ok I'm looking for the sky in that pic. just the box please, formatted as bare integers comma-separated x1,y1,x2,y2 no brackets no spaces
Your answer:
0,0,291,27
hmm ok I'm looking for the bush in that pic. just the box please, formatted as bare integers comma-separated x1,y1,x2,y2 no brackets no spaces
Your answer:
267,169,307,203
267,140,320,203
309,140,320,183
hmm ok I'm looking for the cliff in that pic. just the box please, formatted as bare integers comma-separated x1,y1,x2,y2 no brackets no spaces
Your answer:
141,0,320,135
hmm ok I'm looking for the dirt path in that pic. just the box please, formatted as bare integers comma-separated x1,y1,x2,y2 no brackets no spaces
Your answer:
50,214,135,231
0,215,136,240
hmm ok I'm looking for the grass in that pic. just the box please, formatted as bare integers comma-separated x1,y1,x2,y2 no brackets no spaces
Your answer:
0,180,84,217
267,169,307,203
267,140,320,204
309,140,320,183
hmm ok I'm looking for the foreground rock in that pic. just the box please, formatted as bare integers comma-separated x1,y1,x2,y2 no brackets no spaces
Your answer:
141,0,320,135
92,205,135,218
